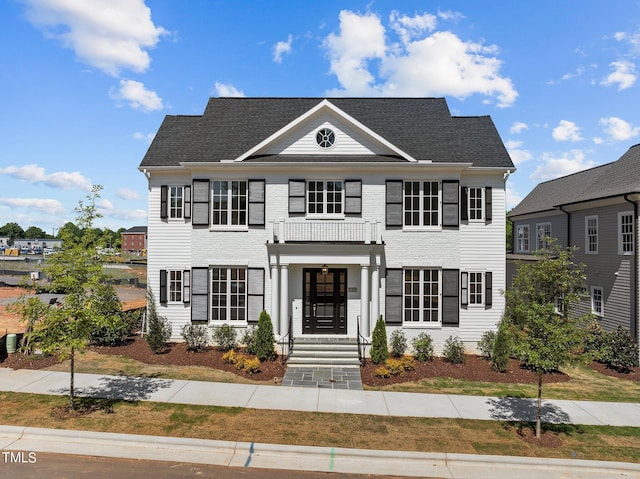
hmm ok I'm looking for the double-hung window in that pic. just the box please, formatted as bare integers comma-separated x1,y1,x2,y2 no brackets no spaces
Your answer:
211,267,247,322
618,212,634,255
468,272,483,305
536,222,551,250
212,180,247,226
403,268,440,323
307,180,343,215
404,181,439,227
585,216,598,254
169,270,183,302
516,225,530,252
169,186,183,219
591,286,603,317
467,187,484,220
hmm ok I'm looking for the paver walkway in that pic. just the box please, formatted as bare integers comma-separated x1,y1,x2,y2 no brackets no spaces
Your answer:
282,366,363,389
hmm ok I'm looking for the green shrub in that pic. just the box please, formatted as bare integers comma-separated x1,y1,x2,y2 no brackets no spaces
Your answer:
374,366,390,378
491,320,511,373
443,335,465,364
370,315,389,364
411,332,434,362
389,329,407,357
182,324,209,352
254,310,276,361
602,325,639,373
212,323,237,351
583,320,607,362
89,284,133,346
241,326,258,355
477,330,496,360
145,287,172,353
385,358,404,376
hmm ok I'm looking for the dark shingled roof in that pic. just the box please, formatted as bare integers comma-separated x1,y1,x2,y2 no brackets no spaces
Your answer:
509,144,640,217
140,98,514,168
123,226,148,234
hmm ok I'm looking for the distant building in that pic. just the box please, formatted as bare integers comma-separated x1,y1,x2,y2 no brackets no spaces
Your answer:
121,226,147,254
13,238,62,252
0,237,8,247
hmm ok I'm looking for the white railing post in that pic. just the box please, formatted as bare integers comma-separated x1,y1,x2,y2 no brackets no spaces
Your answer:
364,220,371,244
279,219,286,244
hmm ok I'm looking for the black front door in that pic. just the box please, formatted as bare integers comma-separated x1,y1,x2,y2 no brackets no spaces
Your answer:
303,268,347,334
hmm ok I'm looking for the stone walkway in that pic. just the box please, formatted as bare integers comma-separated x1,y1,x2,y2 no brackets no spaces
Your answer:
282,367,363,389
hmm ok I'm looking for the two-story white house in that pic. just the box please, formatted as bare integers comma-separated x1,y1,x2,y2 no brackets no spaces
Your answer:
139,97,514,354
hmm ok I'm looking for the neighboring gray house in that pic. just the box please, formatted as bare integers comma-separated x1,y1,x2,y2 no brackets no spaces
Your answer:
508,144,639,342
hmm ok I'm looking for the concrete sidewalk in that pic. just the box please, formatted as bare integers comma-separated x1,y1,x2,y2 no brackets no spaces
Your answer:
1,367,640,426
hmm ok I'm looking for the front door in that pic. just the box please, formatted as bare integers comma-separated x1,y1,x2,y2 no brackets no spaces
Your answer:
303,268,347,334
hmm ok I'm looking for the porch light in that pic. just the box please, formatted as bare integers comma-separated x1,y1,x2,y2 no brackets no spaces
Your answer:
321,264,328,275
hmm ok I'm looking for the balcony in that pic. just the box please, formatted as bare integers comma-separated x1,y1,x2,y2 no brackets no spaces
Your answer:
268,219,382,244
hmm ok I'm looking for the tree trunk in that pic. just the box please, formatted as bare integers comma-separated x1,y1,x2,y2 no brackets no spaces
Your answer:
536,371,542,438
69,347,75,410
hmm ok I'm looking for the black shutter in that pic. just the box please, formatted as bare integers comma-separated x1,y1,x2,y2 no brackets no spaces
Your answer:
191,267,209,322
192,180,210,226
159,269,167,304
485,187,492,222
344,179,362,215
183,270,190,304
460,187,468,222
247,268,264,324
442,180,459,227
183,185,192,219
160,186,168,219
289,179,306,214
460,271,468,306
485,272,493,308
385,268,403,324
248,179,265,226
386,180,403,227
442,269,460,326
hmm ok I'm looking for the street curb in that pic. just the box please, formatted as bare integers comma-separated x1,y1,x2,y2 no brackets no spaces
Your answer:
2,425,640,478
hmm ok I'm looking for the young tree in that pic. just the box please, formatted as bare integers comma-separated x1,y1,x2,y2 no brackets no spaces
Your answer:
504,241,590,438
370,316,389,364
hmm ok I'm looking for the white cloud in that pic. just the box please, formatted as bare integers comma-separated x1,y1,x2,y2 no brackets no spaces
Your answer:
273,34,292,63
552,120,583,142
601,61,637,90
599,116,640,141
323,10,518,107
0,164,92,191
117,188,141,200
97,199,147,221
22,0,167,76
133,132,155,142
505,140,533,166
529,150,596,181
213,82,245,97
505,185,522,210
510,121,528,134
111,79,163,112
0,197,65,215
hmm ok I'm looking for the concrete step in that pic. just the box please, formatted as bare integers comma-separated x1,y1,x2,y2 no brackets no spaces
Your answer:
288,337,361,368
286,357,361,368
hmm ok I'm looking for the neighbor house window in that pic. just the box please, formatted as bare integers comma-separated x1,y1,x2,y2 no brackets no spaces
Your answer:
307,180,343,215
536,223,551,250
404,181,439,227
212,180,247,226
591,286,603,317
169,186,183,219
211,267,246,322
169,270,183,302
585,216,598,254
467,187,484,220
618,212,634,255
516,225,530,252
403,268,440,323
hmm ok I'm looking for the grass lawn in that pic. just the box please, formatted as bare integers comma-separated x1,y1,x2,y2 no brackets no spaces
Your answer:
1,391,639,464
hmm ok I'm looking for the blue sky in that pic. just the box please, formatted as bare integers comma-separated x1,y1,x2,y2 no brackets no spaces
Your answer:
1,0,639,232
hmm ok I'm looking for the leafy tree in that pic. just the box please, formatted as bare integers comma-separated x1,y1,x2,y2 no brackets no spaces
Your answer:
0,222,25,244
57,222,82,243
20,186,113,410
504,241,590,438
145,287,172,353
24,226,49,239
370,315,389,364
505,210,513,252
254,310,276,361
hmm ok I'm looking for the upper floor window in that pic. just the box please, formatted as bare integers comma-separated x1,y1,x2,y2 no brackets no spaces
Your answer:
211,267,246,322
169,186,183,219
618,212,634,255
536,222,551,250
307,180,343,216
467,187,484,220
404,181,439,227
516,225,530,252
585,216,598,254
403,268,440,323
591,286,603,317
212,180,247,226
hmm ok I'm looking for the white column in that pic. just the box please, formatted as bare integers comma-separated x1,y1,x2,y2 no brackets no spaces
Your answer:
371,263,379,334
279,264,289,336
270,263,279,336
360,265,370,337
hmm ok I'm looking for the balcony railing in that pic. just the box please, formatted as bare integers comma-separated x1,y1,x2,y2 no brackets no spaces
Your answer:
268,219,382,244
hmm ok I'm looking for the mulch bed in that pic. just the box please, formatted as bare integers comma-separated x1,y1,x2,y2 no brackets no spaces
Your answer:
588,360,640,381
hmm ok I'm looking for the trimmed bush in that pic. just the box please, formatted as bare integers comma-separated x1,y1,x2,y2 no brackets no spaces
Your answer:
374,366,390,378
583,320,607,362
385,358,404,376
443,335,466,364
477,330,496,360
412,332,434,362
145,287,172,353
602,325,639,373
182,324,209,352
254,310,276,361
212,323,237,351
89,284,133,347
243,357,261,375
222,349,237,364
389,329,407,357
400,355,415,371
241,326,258,355
370,315,389,364
491,320,511,373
